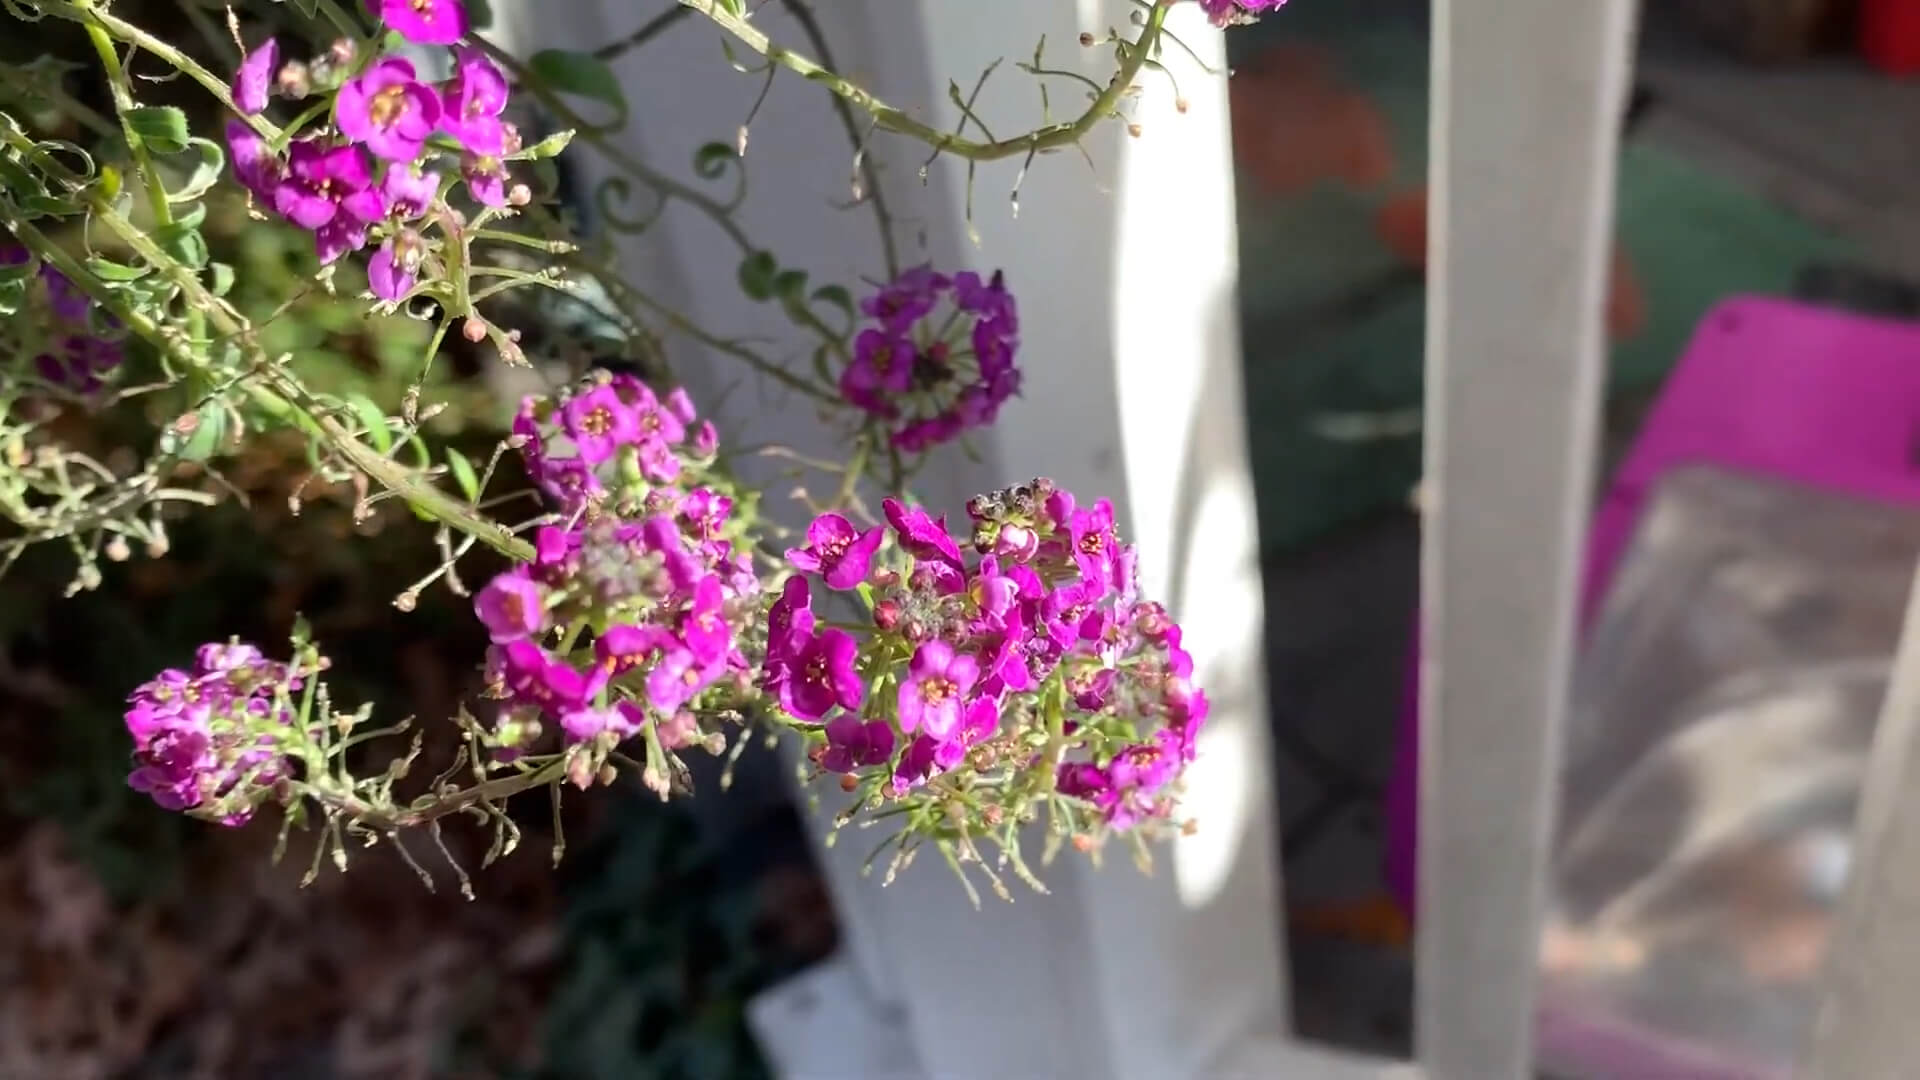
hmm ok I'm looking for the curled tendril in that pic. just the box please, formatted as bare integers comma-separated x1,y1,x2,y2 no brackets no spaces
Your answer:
691,141,747,211
22,137,97,188
592,174,667,235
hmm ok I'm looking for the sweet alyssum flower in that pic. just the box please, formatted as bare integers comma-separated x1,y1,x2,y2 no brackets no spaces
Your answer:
773,478,1208,857
123,641,308,826
840,266,1023,453
377,0,469,45
476,375,758,780
1197,0,1291,26
512,371,719,518
785,512,883,590
440,46,509,154
367,229,423,302
336,57,442,162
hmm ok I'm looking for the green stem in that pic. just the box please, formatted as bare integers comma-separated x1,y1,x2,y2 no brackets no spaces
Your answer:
678,0,1177,162
0,145,534,563
80,18,172,229
313,757,569,830
38,0,280,142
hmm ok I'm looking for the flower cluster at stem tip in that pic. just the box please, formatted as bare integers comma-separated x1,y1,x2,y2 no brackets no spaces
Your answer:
125,643,311,827
773,478,1208,848
226,0,514,297
842,267,1022,453
512,372,720,519
1198,0,1292,27
477,372,759,789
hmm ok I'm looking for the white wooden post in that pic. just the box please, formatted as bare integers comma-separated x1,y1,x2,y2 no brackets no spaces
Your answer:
1416,0,1640,1077
1805,564,1920,1078
494,2,1305,1077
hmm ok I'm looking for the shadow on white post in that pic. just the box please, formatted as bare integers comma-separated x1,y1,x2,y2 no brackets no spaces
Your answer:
497,3,1285,1077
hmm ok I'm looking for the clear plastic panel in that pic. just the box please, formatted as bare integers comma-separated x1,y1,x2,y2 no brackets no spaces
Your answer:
1537,466,1920,1079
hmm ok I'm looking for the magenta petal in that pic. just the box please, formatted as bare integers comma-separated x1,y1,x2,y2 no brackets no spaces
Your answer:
233,39,278,116
367,240,414,301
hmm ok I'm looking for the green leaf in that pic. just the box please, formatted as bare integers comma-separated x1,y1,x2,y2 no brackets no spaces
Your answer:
527,50,628,128
124,106,190,154
0,256,32,285
736,251,777,302
167,137,225,203
0,279,23,318
445,448,481,501
520,128,575,161
811,283,854,319
207,262,235,297
84,254,149,282
175,405,228,463
0,153,46,198
18,195,81,219
693,142,737,179
155,208,209,269
346,394,391,454
772,269,809,304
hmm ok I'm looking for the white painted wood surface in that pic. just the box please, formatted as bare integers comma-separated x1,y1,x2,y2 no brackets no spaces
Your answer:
1416,0,1641,1076
1805,563,1920,1080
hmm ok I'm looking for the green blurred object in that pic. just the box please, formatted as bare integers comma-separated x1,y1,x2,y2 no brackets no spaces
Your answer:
1232,17,1853,555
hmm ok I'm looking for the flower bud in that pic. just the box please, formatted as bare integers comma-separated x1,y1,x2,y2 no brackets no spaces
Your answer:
994,522,1038,562
329,38,356,66
508,184,532,207
839,773,859,792
567,751,595,789
873,599,902,631
276,60,311,99
1079,31,1094,46
462,317,489,343
105,536,131,562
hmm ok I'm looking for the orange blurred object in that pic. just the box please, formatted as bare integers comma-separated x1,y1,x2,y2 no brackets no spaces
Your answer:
1375,188,1648,342
1288,893,1412,947
1229,44,1395,198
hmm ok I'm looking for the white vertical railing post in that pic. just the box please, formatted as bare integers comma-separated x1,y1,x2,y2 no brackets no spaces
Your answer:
1417,1,1640,1077
1805,563,1920,1078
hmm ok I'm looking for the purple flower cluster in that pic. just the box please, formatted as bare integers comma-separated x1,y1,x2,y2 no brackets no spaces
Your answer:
512,372,719,519
123,642,303,826
770,479,1208,832
1197,0,1290,26
840,267,1022,453
227,3,516,298
2,244,123,394
476,377,755,765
